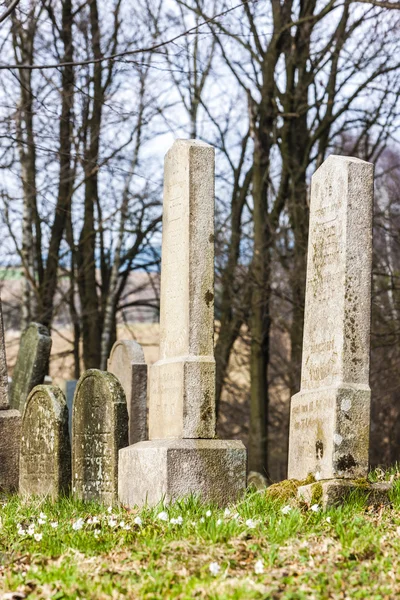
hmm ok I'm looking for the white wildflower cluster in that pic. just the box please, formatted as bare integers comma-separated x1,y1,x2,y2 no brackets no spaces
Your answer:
170,516,183,525
254,559,264,575
245,519,256,529
281,505,292,515
209,562,220,576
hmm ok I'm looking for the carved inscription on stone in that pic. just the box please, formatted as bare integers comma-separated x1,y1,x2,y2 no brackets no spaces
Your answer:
288,155,374,480
20,385,70,498
72,370,128,504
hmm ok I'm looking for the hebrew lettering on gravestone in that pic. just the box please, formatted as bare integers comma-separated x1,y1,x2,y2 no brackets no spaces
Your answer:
118,140,247,508
10,322,52,413
108,340,147,445
288,156,374,482
72,369,128,505
20,385,70,498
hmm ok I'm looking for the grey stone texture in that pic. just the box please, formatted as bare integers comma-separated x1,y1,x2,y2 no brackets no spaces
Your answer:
0,302,9,410
0,408,21,492
288,156,374,481
19,385,71,498
108,340,147,445
247,471,268,490
297,479,392,509
149,140,216,440
118,439,247,507
0,299,21,492
72,369,128,504
10,323,52,413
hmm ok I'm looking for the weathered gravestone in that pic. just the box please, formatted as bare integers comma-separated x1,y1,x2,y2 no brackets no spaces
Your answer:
19,385,71,498
72,370,128,504
10,323,52,413
0,300,21,491
118,140,247,507
287,155,389,506
108,340,147,445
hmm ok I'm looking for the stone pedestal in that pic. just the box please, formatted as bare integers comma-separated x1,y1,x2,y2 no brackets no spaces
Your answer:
118,439,247,507
297,479,392,509
0,408,21,492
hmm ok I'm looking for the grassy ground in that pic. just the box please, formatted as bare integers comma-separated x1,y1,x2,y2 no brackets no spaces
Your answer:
1,472,399,600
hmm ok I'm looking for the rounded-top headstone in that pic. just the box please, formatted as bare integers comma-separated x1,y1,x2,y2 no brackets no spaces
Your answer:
10,322,52,413
108,340,147,445
19,385,71,498
72,369,128,505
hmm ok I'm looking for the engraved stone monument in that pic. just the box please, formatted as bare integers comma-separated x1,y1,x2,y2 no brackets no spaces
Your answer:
108,340,147,444
287,155,385,506
118,140,247,507
72,369,128,504
0,300,21,491
10,322,52,413
20,385,71,498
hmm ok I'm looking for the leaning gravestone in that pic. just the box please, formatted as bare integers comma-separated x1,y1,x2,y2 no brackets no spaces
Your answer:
10,322,52,413
72,370,128,504
287,155,386,506
0,300,20,491
118,140,247,507
108,340,147,445
19,385,71,498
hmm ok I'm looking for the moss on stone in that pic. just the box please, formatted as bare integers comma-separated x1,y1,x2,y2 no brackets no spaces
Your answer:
266,474,316,502
311,482,323,505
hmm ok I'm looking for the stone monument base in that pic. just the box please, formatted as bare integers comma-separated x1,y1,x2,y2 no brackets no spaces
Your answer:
0,409,21,492
297,479,392,509
118,439,247,507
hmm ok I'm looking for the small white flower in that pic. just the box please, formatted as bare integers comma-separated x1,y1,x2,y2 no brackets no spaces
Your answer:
206,510,212,517
27,524,35,535
224,508,231,517
310,504,320,512
34,533,42,542
326,516,331,523
17,525,26,536
200,517,205,523
170,516,183,525
87,517,94,524
108,518,117,527
39,512,47,520
281,505,292,515
38,518,46,525
119,521,125,528
232,513,240,520
254,559,264,575
246,518,256,529
216,519,222,526
124,524,131,530
72,518,84,531
157,511,168,522
51,522,58,529
92,516,99,524
94,529,100,537
134,516,143,526
209,562,220,576
107,506,112,513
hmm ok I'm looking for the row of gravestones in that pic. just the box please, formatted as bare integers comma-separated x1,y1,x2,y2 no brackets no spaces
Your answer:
1,318,148,504
0,140,386,509
19,341,147,504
